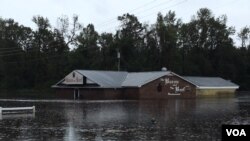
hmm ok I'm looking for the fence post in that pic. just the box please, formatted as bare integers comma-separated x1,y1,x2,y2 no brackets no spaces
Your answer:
33,106,36,113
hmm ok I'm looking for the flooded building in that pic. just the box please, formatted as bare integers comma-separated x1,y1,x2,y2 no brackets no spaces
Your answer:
183,76,239,97
52,70,239,99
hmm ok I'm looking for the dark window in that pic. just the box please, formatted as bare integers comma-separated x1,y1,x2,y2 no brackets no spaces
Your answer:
83,77,86,84
72,72,75,78
157,83,162,92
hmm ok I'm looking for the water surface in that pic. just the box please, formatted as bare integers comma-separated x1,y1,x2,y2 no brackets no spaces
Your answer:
0,94,249,141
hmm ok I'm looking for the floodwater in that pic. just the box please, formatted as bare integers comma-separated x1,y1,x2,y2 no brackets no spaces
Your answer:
0,94,249,141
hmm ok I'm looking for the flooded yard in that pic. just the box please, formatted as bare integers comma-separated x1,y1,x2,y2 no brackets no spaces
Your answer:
0,94,249,141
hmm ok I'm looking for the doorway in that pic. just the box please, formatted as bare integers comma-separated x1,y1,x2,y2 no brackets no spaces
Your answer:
74,89,80,100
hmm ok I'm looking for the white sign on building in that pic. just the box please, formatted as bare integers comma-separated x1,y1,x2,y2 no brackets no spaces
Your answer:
62,71,83,85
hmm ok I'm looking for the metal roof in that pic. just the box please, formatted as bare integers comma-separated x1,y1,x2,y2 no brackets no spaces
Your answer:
183,76,239,88
53,70,170,88
122,71,170,87
76,70,128,88
53,70,239,89
76,70,170,88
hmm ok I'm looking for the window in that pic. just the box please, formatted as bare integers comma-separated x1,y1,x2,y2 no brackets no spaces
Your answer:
83,77,86,84
157,83,162,92
72,72,75,78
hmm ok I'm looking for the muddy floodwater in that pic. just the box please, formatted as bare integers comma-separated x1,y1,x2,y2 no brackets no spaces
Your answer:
0,94,249,141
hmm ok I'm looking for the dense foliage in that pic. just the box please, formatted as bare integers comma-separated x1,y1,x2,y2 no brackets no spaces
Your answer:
0,8,250,90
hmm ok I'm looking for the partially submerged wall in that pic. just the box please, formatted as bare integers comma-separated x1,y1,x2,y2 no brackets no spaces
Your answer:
55,88,139,100
196,89,236,97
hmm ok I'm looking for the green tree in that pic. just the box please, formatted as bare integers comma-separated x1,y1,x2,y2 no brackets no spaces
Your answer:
99,33,117,70
178,8,235,77
155,11,182,72
0,18,33,88
116,13,146,71
238,26,250,48
72,24,100,69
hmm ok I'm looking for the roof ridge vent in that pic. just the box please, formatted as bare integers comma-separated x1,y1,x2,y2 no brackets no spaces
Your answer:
161,67,167,71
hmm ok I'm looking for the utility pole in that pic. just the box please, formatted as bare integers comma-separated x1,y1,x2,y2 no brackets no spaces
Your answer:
117,50,120,71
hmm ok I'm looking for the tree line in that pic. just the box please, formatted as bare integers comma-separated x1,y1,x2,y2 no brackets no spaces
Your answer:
0,8,250,90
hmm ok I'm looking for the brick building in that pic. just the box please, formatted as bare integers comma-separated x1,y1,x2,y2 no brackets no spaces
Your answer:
52,70,239,99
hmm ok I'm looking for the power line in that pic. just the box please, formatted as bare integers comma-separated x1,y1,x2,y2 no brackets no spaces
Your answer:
1,44,107,64
0,47,22,51
139,0,187,20
0,0,187,59
100,0,187,32
134,0,174,16
214,0,238,9
0,45,59,57
0,43,99,59
0,40,65,55
0,49,25,54
0,0,183,55
0,36,63,52
0,51,28,57
3,53,66,64
95,0,162,27
96,0,174,30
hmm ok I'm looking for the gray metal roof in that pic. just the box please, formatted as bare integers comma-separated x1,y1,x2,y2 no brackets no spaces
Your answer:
122,71,170,87
53,70,239,89
76,70,128,88
76,70,169,88
183,76,239,88
54,70,170,88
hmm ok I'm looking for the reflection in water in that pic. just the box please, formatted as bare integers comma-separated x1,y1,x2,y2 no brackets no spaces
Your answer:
0,94,249,140
0,113,35,120
63,104,83,141
65,122,78,141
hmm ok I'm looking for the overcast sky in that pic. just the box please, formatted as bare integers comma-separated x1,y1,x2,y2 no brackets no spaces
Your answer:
0,0,249,46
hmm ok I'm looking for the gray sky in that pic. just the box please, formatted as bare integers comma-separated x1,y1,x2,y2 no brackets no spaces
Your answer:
0,0,249,46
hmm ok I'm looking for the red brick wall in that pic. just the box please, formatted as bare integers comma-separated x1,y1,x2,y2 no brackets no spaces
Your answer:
55,88,140,100
55,88,74,99
79,88,122,100
122,88,139,99
54,74,196,100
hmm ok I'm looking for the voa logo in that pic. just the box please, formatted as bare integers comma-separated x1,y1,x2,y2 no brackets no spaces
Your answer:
226,129,246,136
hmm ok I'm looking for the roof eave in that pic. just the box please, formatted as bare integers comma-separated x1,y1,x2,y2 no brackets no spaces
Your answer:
121,85,139,88
197,86,239,89
170,72,199,87
51,85,122,89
